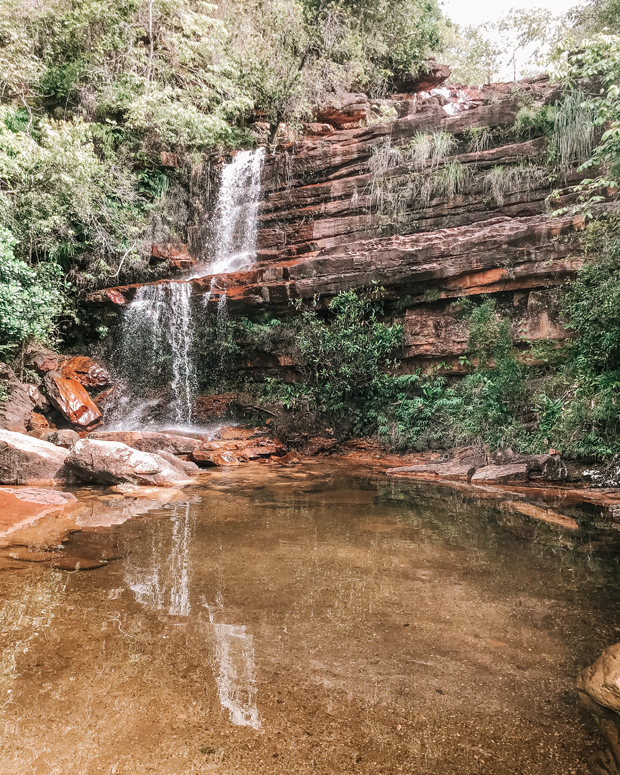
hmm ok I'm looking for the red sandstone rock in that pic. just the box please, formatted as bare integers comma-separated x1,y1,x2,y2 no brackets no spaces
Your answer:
471,464,529,484
386,462,475,481
314,93,370,129
191,449,241,467
106,288,127,305
88,430,201,455
43,371,102,428
59,356,111,388
28,429,79,449
0,429,72,485
151,243,196,269
277,451,302,465
216,425,261,440
32,352,59,374
66,439,194,486
0,363,40,433
27,412,52,431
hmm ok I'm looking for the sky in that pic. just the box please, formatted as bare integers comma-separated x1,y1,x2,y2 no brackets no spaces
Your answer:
441,0,572,27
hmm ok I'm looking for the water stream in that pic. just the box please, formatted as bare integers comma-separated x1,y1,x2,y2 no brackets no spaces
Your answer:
107,148,265,429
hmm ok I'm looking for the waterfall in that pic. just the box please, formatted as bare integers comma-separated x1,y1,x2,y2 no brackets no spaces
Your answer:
108,147,265,429
198,147,266,277
108,282,196,429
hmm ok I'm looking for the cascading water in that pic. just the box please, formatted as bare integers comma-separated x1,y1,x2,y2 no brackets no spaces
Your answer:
108,147,265,429
107,282,196,429
194,147,266,278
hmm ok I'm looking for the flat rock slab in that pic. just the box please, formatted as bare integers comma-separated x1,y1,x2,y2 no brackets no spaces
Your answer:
191,450,241,467
67,439,194,487
88,431,201,455
0,429,72,485
471,463,529,484
386,463,475,481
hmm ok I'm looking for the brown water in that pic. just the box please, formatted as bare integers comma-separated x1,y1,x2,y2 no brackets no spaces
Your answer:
1,460,620,774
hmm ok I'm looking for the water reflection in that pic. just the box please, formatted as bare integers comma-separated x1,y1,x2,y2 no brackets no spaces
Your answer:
205,594,261,729
125,503,194,616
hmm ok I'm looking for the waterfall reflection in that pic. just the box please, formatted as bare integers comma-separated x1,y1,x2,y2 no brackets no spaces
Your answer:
124,506,260,727
204,595,261,729
125,503,194,616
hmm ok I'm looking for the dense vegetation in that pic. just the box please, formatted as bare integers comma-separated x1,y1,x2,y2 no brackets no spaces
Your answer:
3,0,620,461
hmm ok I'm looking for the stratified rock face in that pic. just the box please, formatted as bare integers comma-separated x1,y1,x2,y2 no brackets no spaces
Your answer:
88,430,201,455
0,429,71,485
43,371,103,428
90,78,618,380
66,439,194,486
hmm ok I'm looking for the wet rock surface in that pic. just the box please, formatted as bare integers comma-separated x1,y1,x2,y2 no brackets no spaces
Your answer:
43,370,102,428
0,429,73,485
88,430,201,455
66,439,195,486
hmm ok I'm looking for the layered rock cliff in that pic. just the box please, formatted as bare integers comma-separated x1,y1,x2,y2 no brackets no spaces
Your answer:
89,76,615,378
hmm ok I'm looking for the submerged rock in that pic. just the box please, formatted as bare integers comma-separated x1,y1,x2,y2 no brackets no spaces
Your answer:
43,371,102,428
0,486,78,536
578,643,620,714
0,429,73,485
66,439,194,486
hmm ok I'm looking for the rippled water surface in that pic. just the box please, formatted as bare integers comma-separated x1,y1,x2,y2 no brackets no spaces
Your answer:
2,461,620,774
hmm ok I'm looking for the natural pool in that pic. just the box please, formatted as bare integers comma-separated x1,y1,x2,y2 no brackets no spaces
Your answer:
1,460,619,774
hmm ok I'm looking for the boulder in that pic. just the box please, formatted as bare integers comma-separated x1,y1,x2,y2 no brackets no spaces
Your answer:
471,464,529,484
28,429,79,449
386,462,475,481
88,430,201,455
27,412,53,431
66,439,194,486
191,449,241,467
59,356,111,388
43,371,102,428
578,643,620,714
0,363,37,433
155,449,200,474
0,429,72,485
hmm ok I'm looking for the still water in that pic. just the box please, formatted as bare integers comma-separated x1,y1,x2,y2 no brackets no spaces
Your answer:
1,461,619,774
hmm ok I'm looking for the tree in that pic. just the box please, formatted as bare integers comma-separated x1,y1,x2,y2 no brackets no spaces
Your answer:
443,24,502,85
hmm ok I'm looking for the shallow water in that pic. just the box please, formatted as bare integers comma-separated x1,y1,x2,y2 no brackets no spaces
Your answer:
1,461,620,774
